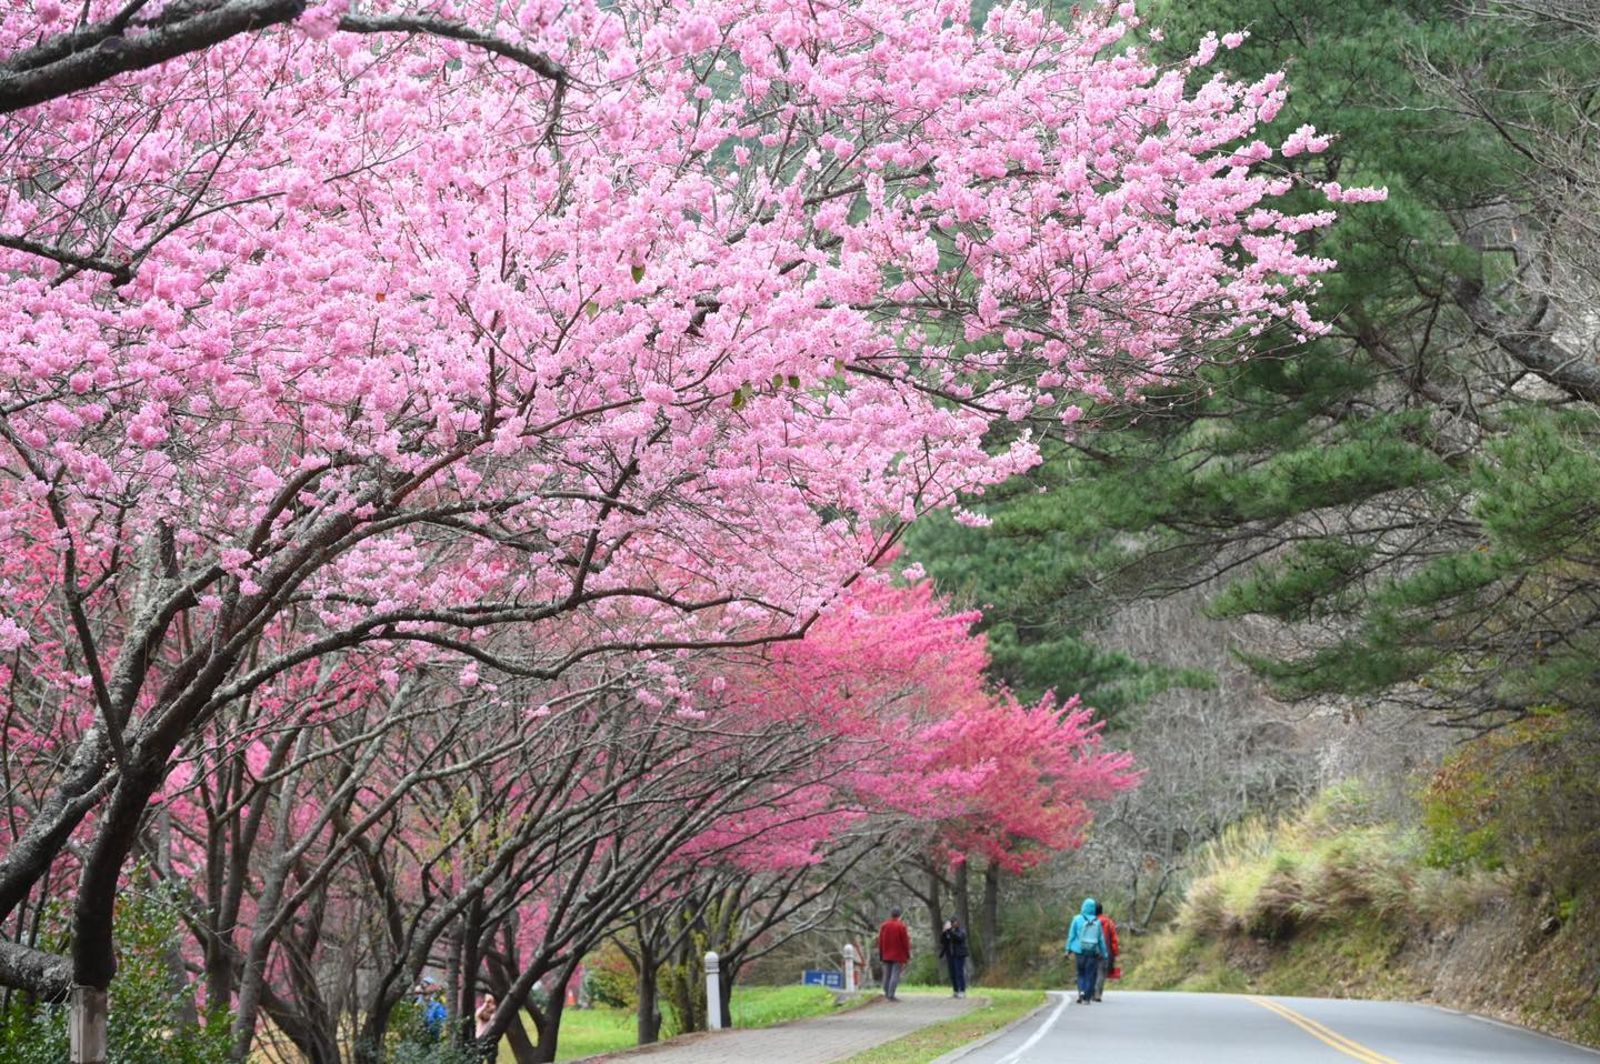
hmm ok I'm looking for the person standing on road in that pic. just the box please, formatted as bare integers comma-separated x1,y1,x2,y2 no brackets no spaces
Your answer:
1066,897,1105,1004
878,907,912,1001
939,918,970,998
1093,901,1120,1002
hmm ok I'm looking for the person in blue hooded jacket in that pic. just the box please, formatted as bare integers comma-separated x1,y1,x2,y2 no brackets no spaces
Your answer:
1066,897,1107,1004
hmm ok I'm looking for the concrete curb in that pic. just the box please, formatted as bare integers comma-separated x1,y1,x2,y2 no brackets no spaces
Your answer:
927,990,1064,1064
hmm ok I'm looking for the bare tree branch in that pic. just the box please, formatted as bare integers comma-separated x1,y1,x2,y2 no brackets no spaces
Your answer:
0,0,569,116
1454,279,1600,405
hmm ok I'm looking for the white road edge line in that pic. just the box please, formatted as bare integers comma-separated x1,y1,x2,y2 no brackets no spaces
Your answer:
994,990,1070,1064
1434,1007,1600,1057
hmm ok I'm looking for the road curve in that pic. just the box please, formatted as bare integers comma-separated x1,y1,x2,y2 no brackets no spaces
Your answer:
952,990,1600,1064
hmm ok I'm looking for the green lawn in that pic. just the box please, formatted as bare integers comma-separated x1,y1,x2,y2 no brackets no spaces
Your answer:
497,984,855,1062
729,984,868,1028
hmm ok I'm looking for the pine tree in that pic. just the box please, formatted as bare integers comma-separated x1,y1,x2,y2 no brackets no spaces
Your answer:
921,0,1600,726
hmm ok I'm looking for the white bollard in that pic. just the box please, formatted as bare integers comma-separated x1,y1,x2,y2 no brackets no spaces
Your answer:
842,943,857,991
705,951,723,1030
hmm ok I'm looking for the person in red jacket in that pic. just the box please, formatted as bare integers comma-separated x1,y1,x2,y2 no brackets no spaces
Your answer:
1093,901,1121,1002
877,908,912,1001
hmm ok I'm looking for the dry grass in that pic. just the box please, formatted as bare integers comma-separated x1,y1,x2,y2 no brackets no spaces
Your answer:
1170,783,1453,947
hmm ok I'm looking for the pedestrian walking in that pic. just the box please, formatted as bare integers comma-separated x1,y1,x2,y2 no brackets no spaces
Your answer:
938,918,970,998
877,907,912,1001
1092,901,1121,1001
1066,897,1106,1004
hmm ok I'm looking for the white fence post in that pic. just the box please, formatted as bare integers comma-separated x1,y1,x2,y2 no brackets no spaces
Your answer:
705,951,723,1030
842,943,857,991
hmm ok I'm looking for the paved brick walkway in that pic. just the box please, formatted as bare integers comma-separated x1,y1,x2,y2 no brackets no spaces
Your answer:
586,992,978,1063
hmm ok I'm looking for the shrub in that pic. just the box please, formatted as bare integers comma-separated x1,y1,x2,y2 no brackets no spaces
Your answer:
586,940,639,1010
0,882,231,1064
386,1041,483,1064
905,953,943,986
1422,709,1600,885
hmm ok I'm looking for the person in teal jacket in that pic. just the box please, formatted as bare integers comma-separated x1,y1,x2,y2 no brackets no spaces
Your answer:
1066,897,1107,1003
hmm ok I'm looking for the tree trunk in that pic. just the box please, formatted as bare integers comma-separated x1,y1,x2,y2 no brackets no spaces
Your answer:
446,919,463,1032
711,891,739,1028
924,864,944,947
531,990,568,1064
980,861,1000,973
503,1008,540,1064
635,943,662,1045
717,958,735,1030
69,986,107,1064
458,898,484,1048
354,974,413,1064
663,949,704,1035
953,860,972,950
352,945,365,1060
72,766,165,1063
294,1027,340,1064
230,730,311,1062
1138,866,1176,931
260,988,342,1064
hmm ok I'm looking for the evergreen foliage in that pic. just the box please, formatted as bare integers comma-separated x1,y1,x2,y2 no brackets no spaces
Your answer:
914,0,1600,727
906,499,1211,717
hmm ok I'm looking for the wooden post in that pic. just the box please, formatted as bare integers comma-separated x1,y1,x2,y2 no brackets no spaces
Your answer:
70,986,108,1064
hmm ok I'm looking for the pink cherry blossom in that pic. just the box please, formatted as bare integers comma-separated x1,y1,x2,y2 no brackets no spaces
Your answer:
0,0,1359,1023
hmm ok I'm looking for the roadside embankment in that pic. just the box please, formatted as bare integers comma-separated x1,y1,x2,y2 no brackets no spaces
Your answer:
1125,714,1600,1048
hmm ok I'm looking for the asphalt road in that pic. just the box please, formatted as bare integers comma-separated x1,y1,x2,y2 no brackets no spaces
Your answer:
954,990,1600,1064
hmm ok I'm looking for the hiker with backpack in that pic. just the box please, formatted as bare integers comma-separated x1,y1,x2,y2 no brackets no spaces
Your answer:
1066,897,1106,1004
1093,901,1121,1002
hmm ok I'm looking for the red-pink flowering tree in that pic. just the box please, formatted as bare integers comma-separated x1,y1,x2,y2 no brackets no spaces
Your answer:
0,0,1354,1049
906,692,1134,878
616,579,1136,1038
742,579,1140,960
919,691,1138,961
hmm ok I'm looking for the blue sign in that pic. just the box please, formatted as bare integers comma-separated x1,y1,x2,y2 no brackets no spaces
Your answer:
802,969,844,989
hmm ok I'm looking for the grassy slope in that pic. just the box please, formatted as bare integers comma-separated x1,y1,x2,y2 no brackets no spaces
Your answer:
1123,781,1600,1047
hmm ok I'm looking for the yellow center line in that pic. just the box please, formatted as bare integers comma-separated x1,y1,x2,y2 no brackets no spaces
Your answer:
1246,995,1402,1064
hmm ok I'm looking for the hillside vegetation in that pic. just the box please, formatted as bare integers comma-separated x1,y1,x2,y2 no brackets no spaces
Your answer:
1126,711,1600,1046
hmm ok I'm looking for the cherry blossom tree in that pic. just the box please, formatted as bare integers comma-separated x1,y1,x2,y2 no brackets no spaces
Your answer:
771,580,1137,967
1,0,1354,1054
624,579,1136,1039
165,659,866,1063
160,577,1128,1062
